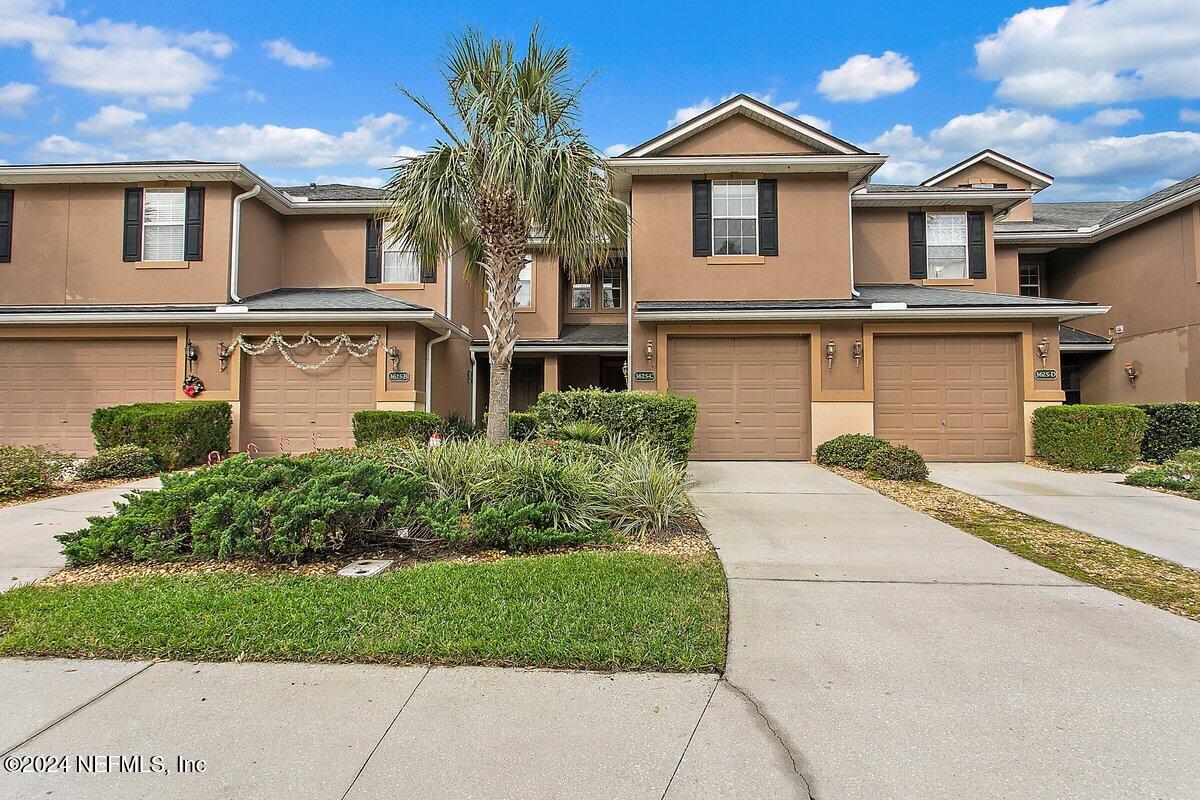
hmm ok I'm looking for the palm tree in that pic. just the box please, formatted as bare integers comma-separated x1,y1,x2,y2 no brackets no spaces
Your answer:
381,27,626,443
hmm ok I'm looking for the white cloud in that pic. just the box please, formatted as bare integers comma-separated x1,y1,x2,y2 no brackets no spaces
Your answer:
931,107,1062,152
0,81,37,115
75,105,146,136
1180,108,1200,124
666,92,820,129
817,52,918,102
239,89,267,103
32,112,413,171
0,0,233,109
865,124,944,183
603,143,629,157
263,39,330,69
1086,107,1143,126
976,0,1200,107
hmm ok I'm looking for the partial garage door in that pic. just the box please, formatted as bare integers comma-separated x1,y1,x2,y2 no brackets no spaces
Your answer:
873,334,1022,461
0,338,177,454
668,336,810,460
241,346,376,453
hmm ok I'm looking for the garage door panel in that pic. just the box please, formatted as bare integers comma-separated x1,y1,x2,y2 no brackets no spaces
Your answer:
874,335,1021,462
668,335,810,461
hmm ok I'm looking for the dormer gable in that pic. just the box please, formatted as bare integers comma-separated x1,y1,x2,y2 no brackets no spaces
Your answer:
923,150,1052,221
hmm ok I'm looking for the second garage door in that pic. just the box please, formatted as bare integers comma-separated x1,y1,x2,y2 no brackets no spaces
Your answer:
667,336,810,460
873,334,1022,461
240,346,377,453
0,338,178,453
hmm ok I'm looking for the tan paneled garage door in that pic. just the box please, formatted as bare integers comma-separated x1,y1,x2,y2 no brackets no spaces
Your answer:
240,346,376,453
873,334,1022,462
0,338,177,453
668,336,810,460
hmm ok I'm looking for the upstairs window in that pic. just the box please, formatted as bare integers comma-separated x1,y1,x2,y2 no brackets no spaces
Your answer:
1019,264,1042,297
712,179,758,255
142,189,186,261
516,255,533,307
602,265,623,309
925,212,968,279
381,231,422,283
571,279,592,309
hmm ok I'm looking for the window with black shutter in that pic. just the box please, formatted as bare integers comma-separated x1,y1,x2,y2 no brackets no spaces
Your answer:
758,179,778,256
184,187,205,261
0,189,12,263
692,180,712,257
907,211,926,279
123,188,143,262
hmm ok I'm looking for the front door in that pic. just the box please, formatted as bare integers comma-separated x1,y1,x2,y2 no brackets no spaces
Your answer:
510,359,545,411
599,356,627,391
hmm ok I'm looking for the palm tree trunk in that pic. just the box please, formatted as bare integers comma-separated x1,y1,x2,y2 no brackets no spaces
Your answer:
484,247,522,443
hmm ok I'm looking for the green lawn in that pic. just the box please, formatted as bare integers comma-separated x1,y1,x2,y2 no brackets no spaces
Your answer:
0,552,728,672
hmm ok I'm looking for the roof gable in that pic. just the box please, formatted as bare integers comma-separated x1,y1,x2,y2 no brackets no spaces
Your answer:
619,94,865,158
922,150,1052,190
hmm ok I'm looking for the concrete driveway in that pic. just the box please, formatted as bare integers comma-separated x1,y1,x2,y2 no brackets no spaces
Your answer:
0,479,160,592
929,462,1200,569
692,462,1200,800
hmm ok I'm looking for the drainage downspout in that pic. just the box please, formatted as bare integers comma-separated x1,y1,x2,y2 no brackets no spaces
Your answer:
847,188,860,298
425,328,453,412
469,350,479,425
616,197,634,386
229,184,262,303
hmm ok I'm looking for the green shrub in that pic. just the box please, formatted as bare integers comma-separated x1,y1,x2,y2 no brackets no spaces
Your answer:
603,439,698,538
437,411,476,441
91,402,231,470
815,434,890,469
1137,403,1200,462
482,411,539,440
413,496,612,552
352,410,441,445
865,444,929,481
533,390,698,462
559,421,608,444
0,445,74,500
1126,448,1200,496
75,445,158,482
1032,404,1148,470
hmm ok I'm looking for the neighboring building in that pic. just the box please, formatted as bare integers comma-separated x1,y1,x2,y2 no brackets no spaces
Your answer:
1,95,1127,462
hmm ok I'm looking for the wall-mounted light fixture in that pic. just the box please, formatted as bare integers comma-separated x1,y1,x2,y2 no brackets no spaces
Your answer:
184,340,198,369
825,340,836,370
852,339,863,370
385,345,401,373
1124,361,1139,384
644,340,654,363
1036,335,1049,367
216,341,234,372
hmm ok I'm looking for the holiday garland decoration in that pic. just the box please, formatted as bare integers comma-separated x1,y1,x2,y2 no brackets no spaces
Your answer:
232,331,383,372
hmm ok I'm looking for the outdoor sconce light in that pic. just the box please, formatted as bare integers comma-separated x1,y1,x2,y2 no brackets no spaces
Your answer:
644,340,654,363
825,340,836,370
852,339,863,370
385,345,401,373
184,340,198,369
216,341,234,372
1124,362,1139,384
1037,335,1049,366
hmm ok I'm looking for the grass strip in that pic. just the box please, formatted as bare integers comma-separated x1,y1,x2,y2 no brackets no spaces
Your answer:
827,466,1200,622
0,551,728,672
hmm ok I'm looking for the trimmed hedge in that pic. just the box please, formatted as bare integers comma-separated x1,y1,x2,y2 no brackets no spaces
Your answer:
1032,404,1148,470
75,445,158,482
865,444,929,481
352,410,441,446
532,390,698,462
1137,403,1200,463
815,434,890,469
92,401,231,470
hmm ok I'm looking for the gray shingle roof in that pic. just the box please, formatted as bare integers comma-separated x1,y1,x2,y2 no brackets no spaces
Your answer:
279,184,386,201
241,288,427,311
638,284,1094,313
1059,324,1111,346
862,183,1006,193
472,323,627,349
1099,173,1200,225
997,202,1126,232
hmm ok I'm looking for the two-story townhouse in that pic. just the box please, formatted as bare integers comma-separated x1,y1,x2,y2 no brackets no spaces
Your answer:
0,95,1115,462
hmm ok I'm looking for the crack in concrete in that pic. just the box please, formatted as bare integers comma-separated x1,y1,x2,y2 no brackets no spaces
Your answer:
340,665,430,800
720,676,815,800
658,677,720,800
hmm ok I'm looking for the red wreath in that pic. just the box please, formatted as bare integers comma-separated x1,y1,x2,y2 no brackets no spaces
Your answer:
182,375,205,398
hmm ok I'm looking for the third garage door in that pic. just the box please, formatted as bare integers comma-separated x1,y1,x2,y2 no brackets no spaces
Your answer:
667,336,810,460
873,334,1022,461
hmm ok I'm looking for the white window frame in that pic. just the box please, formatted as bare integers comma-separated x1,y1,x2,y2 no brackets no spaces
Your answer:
571,278,592,310
711,179,759,256
381,228,422,284
516,255,533,308
925,212,969,279
602,265,623,310
1019,263,1042,297
141,188,187,262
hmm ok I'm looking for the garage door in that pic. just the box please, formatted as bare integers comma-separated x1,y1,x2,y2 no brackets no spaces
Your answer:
241,346,376,453
873,335,1022,461
667,336,810,460
0,338,177,454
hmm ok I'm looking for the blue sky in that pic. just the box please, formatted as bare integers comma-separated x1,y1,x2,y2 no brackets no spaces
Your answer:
2,0,1199,200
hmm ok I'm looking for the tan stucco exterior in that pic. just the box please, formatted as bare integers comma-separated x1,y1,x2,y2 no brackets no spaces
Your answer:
853,206,1000,292
656,115,821,157
928,162,1035,221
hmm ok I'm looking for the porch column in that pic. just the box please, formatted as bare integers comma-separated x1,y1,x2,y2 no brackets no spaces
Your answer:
543,354,560,394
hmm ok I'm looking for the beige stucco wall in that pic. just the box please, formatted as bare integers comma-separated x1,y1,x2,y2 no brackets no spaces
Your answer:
656,115,820,157
928,162,1035,221
852,206,999,292
811,401,874,447
236,197,283,299
1,182,233,306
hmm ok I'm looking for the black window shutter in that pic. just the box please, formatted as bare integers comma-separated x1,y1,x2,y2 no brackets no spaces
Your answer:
123,188,143,262
0,189,12,264
967,211,986,279
758,179,778,256
184,187,205,261
365,219,382,284
420,254,437,284
692,180,712,257
907,211,927,279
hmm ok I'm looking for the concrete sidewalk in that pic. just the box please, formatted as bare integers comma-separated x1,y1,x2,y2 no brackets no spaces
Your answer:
0,479,159,593
0,658,804,800
692,461,1200,800
929,461,1200,569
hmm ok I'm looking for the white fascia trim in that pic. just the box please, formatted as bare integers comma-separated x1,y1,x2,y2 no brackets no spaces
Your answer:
610,155,886,171
622,96,862,158
995,183,1200,244
635,305,1111,322
853,189,1036,205
469,344,627,354
1060,342,1114,352
0,310,471,338
921,150,1053,189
